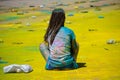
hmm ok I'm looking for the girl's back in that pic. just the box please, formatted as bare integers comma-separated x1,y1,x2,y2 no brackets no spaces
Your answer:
48,26,76,67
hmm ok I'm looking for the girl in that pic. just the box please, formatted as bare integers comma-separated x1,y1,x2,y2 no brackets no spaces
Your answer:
40,8,79,70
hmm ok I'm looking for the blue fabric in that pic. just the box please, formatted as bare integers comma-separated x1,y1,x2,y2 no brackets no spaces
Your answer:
46,26,78,70
46,56,78,70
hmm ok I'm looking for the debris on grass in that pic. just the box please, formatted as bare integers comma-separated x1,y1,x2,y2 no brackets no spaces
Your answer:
110,3,117,5
56,2,64,6
95,7,102,11
107,39,115,44
81,10,88,13
104,48,109,50
80,1,87,3
26,22,31,26
90,5,95,7
29,5,35,7
25,59,34,62
27,29,35,32
31,16,36,18
3,64,33,73
0,57,8,64
98,15,104,19
17,12,24,15
12,42,23,45
74,1,80,4
88,28,97,31
74,1,86,4
15,21,22,24
10,8,19,12
102,3,110,7
89,0,99,2
0,39,4,43
67,13,74,16
39,4,45,8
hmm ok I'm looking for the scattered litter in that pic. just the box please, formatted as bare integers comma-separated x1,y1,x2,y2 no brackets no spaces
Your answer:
31,16,37,19
98,15,104,18
90,5,94,7
3,64,33,73
12,42,23,45
29,5,35,7
74,1,80,4
40,10,52,14
104,48,109,50
0,39,4,43
0,57,8,64
56,2,63,6
10,8,18,12
81,10,88,13
67,13,74,16
90,0,99,2
63,4,69,6
17,12,24,15
80,1,86,3
6,16,19,21
15,21,22,24
25,59,34,62
111,3,116,5
88,29,97,31
0,60,8,64
28,29,35,32
39,4,45,8
26,22,31,26
102,4,110,7
107,39,115,44
95,7,101,11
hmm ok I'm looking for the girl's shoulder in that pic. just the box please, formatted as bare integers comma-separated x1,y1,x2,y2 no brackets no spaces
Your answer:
61,26,74,33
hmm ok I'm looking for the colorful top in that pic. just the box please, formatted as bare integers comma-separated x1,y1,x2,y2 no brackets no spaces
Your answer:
46,26,78,69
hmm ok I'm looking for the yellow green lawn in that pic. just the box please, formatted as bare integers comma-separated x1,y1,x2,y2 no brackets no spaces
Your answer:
0,5,120,80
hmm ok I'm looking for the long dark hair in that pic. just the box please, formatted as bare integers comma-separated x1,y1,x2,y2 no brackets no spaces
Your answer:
44,8,65,45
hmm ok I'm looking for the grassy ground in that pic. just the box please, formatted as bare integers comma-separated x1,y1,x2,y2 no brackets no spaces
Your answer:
0,5,120,80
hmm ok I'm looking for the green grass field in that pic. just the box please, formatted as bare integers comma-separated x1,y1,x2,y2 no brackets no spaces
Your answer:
0,5,120,80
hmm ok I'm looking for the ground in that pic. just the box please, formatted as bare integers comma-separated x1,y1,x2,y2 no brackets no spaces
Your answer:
0,1,120,80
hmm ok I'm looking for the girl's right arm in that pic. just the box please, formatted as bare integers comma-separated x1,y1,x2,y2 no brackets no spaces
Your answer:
71,39,79,61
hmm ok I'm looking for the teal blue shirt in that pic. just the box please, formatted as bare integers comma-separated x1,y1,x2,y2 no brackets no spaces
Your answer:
48,26,76,67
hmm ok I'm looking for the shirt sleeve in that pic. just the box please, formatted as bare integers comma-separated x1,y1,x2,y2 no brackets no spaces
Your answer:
70,30,76,40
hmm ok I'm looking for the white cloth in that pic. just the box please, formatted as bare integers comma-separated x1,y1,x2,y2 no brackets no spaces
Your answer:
3,64,33,73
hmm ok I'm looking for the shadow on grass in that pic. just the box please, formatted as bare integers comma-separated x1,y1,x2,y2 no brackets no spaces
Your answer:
48,63,87,71
77,62,86,68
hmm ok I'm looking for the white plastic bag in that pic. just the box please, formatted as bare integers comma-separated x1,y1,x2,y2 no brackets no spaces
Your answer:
3,64,33,73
